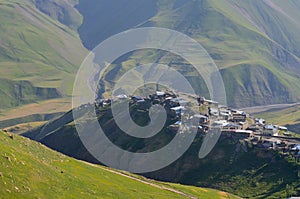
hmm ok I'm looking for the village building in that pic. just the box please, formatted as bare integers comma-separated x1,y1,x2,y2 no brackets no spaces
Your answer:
171,97,189,105
208,107,219,117
193,114,209,124
255,118,266,126
262,124,279,136
219,108,231,120
234,130,254,137
156,91,165,97
230,112,246,122
212,120,228,127
278,126,288,131
246,125,262,132
131,96,143,102
170,106,185,117
115,94,128,99
223,123,242,131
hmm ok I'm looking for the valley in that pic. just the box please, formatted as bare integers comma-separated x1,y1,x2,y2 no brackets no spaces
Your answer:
0,0,300,198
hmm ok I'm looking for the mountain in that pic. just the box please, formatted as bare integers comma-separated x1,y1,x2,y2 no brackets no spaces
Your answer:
1,0,300,119
23,103,300,198
76,0,300,107
0,130,238,198
0,0,87,117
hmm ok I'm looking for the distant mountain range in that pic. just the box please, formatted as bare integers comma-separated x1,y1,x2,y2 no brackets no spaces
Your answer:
75,0,300,107
1,0,300,116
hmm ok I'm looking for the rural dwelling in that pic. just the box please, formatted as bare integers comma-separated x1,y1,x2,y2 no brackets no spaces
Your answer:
234,130,254,137
231,113,246,122
255,118,266,126
156,91,165,97
278,126,288,131
246,125,262,132
208,107,219,117
262,124,279,136
212,120,228,127
171,106,185,115
219,109,231,120
170,97,189,106
115,94,128,99
131,96,143,102
223,123,242,130
193,114,208,124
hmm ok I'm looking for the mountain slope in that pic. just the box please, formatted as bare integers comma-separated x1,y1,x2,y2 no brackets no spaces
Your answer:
0,130,237,199
23,104,300,198
76,0,300,107
0,0,87,114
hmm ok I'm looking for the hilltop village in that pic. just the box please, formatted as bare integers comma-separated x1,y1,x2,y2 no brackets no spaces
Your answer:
94,90,300,160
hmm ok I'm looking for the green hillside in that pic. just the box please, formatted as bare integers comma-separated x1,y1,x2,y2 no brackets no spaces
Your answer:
0,0,87,114
23,104,300,198
1,0,300,118
0,130,237,199
76,0,300,107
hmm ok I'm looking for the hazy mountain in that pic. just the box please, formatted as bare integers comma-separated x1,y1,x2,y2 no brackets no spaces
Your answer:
1,0,300,113
76,0,300,107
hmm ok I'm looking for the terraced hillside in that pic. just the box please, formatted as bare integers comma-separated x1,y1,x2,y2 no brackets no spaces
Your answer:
0,130,237,199
0,0,87,116
76,0,300,107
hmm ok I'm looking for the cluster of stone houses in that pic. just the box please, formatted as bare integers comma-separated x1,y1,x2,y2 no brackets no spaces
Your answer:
95,91,292,138
92,90,299,159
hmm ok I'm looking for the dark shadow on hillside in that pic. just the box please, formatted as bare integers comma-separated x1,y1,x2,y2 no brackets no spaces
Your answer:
75,0,158,50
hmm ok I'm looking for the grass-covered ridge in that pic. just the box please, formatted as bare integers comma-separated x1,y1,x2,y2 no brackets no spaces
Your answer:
0,0,87,116
76,0,300,107
0,130,238,198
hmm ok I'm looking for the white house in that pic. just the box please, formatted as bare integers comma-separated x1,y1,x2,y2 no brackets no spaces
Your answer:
263,124,278,136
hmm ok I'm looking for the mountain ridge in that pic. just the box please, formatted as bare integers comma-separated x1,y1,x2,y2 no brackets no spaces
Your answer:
75,0,300,107
0,0,87,117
